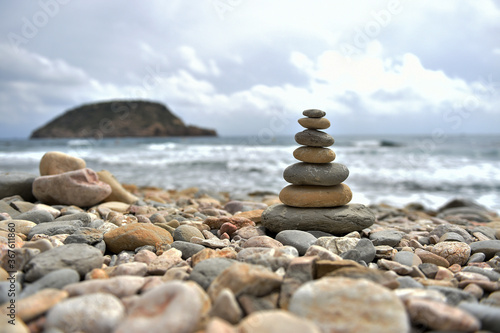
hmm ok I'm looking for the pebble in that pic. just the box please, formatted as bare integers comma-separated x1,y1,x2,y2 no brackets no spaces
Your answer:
45,292,125,333
223,201,267,214
418,262,439,278
97,169,139,204
55,211,92,223
103,222,173,253
298,117,330,130
189,258,237,290
279,184,352,207
64,275,146,298
405,298,480,331
108,262,148,277
345,238,376,263
439,231,466,242
204,216,255,229
233,226,266,239
63,227,104,245
438,206,492,222
192,237,231,249
283,162,349,186
467,252,486,264
295,129,334,147
173,224,204,242
2,288,68,322
171,240,205,259
237,247,298,271
39,151,86,176
463,283,484,299
0,220,36,236
20,268,80,298
289,277,409,333
205,318,235,333
238,309,321,333
302,109,326,118
242,235,283,248
415,248,450,267
0,172,37,202
469,239,500,259
369,229,404,247
304,245,342,261
393,251,422,267
9,200,35,213
190,247,237,266
429,224,474,244
32,168,112,207
262,203,375,234
23,243,103,282
472,225,497,239
397,276,424,289
292,146,335,163
462,265,500,281
16,210,54,224
207,262,282,301
315,236,359,255
427,286,477,305
276,230,317,255
147,248,183,275
27,220,87,239
459,302,500,332
430,241,471,265
114,281,203,333
209,288,243,324
233,209,264,223
0,199,22,219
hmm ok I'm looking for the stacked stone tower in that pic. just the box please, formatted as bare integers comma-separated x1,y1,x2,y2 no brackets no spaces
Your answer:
261,109,375,235
280,109,352,208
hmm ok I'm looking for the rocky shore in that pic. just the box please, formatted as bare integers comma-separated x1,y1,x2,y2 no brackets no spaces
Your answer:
1,151,500,333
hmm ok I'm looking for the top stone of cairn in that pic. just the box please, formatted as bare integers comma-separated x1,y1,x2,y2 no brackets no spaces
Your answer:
303,109,326,118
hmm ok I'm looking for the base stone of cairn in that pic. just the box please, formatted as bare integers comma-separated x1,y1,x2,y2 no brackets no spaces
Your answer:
262,109,375,235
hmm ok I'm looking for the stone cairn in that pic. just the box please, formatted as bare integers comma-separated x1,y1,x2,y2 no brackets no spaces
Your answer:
261,109,375,235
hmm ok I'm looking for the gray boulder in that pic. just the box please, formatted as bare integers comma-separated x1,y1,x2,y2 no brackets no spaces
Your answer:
262,204,375,235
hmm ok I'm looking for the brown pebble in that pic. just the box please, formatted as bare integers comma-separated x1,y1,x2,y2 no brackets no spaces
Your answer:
415,248,450,267
298,117,331,130
242,236,283,249
405,298,480,331
463,283,484,299
434,267,454,280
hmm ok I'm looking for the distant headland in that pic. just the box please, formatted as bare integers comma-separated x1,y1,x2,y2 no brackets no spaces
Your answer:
30,100,217,139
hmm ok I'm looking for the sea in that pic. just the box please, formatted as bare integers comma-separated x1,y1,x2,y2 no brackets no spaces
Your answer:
1,134,499,213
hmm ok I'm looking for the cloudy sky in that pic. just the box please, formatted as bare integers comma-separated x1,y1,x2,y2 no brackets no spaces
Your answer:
1,1,499,138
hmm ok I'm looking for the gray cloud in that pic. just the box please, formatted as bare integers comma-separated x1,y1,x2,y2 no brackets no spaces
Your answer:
0,1,499,138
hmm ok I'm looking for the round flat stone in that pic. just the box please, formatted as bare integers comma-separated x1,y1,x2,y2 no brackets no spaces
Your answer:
302,109,326,118
298,117,330,130
283,162,349,186
293,146,335,163
279,184,352,208
261,203,375,235
295,130,334,147
470,240,500,260
289,277,409,333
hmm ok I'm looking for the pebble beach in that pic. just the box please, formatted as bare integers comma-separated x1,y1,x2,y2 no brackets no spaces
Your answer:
1,130,500,332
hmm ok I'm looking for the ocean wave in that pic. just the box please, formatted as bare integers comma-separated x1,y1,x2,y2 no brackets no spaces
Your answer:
146,143,178,151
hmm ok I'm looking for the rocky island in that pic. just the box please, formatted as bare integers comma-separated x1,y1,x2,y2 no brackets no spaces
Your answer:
30,100,217,139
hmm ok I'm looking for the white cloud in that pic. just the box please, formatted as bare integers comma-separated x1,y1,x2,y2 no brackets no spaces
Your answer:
0,1,498,137
288,42,476,116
